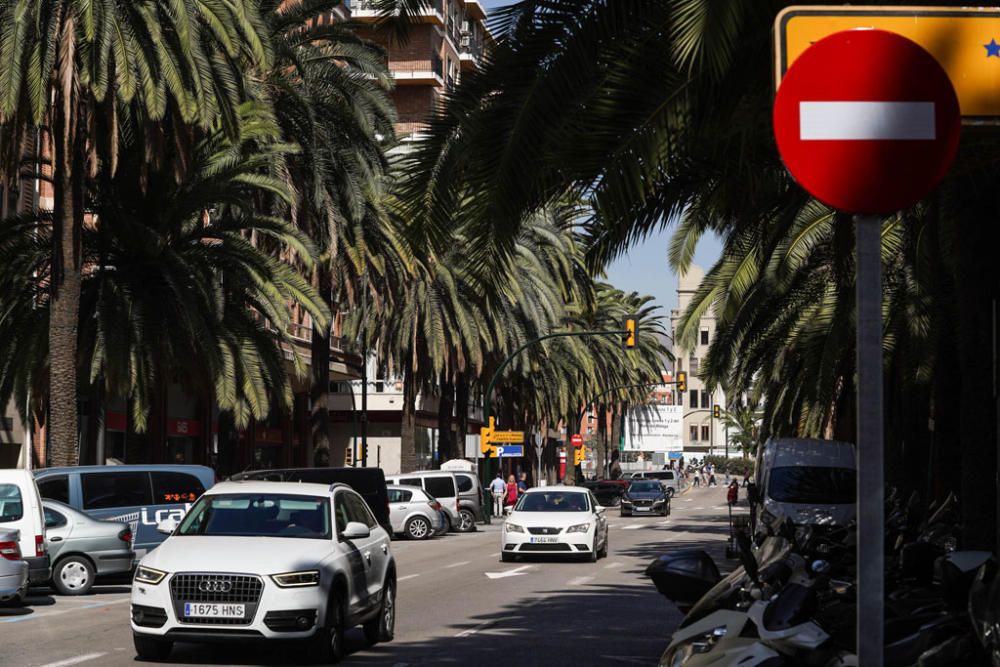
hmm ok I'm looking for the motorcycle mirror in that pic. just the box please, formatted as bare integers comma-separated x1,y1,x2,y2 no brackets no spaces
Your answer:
811,560,831,576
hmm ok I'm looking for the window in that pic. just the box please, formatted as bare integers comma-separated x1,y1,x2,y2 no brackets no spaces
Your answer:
334,495,351,533
689,389,698,408
701,392,710,409
376,381,385,392
0,484,23,523
82,472,152,510
151,471,205,505
424,476,456,500
397,477,422,488
344,492,377,529
38,476,70,504
700,329,710,345
178,494,331,539
455,474,474,493
44,507,67,528
387,488,412,503
689,425,699,442
701,425,710,441
689,356,699,374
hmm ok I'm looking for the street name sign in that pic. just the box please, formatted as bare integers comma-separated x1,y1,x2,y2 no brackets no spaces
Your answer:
773,29,960,213
775,6,1000,123
490,430,525,444
496,445,524,458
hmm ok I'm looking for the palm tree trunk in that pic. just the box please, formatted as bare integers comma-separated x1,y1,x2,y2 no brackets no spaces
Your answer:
455,375,470,458
436,373,454,465
400,365,418,473
310,267,332,467
47,96,83,468
564,410,578,486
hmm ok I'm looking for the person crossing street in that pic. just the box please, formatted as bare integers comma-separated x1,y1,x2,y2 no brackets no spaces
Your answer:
489,472,506,516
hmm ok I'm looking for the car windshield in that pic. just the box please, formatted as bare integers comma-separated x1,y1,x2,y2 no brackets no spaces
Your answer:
177,494,331,539
768,467,856,504
515,491,589,512
628,481,662,493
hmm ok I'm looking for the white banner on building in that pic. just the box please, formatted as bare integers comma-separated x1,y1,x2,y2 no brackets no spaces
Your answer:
624,405,682,453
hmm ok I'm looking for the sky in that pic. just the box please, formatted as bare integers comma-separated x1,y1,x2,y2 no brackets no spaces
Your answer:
476,0,724,327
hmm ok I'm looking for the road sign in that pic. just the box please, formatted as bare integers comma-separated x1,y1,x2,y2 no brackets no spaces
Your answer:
570,434,583,447
773,29,960,214
490,430,525,444
496,445,523,458
775,6,1000,123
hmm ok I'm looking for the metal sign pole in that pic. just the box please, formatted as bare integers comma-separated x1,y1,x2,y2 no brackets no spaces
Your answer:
856,214,885,667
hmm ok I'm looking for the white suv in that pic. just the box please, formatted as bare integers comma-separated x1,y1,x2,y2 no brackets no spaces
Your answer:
130,481,396,663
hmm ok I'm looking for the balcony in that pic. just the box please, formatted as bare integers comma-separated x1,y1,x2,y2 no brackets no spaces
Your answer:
458,30,482,70
461,0,486,21
390,52,444,86
350,0,444,25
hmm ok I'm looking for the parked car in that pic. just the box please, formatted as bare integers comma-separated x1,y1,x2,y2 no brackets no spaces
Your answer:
34,465,215,561
230,467,392,536
620,480,670,517
130,480,396,662
387,485,443,539
501,486,609,563
581,480,628,507
42,499,134,595
0,468,49,585
386,471,468,532
629,470,680,497
0,527,28,605
754,437,856,535
452,471,483,527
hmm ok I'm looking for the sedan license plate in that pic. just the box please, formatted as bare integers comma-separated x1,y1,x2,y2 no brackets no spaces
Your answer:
183,602,245,619
634,506,650,512
529,536,558,544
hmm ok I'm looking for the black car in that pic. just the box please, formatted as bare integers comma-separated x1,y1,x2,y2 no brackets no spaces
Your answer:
621,480,670,517
229,467,392,535
582,480,628,507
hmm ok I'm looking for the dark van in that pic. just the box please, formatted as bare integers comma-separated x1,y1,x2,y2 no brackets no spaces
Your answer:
33,465,215,561
229,467,391,535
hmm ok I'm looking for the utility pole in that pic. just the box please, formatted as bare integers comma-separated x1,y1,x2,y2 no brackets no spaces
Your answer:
360,270,368,467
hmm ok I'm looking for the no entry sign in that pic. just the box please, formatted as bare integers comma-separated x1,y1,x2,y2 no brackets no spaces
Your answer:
773,29,960,214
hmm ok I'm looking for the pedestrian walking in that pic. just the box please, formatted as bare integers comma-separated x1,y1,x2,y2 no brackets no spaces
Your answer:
489,472,506,516
504,475,518,512
517,472,529,496
727,480,739,506
693,472,701,487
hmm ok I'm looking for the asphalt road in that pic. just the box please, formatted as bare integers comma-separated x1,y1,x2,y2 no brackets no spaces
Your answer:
0,484,740,667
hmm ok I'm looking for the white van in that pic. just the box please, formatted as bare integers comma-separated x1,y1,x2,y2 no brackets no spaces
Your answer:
630,470,680,497
0,469,49,584
754,438,856,534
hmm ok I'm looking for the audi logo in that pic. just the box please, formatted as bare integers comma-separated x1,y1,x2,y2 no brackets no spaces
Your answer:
198,580,233,593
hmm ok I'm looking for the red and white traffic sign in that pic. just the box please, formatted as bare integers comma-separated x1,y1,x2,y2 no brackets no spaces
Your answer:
570,434,584,447
773,29,960,214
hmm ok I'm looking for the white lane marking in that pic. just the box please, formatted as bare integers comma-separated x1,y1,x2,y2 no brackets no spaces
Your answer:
397,573,421,581
694,507,705,510
800,101,935,140
455,619,494,637
485,564,532,579
568,575,595,586
658,520,672,526
490,552,501,557
1,598,129,624
35,653,107,667
683,498,694,502
603,561,622,570
622,524,647,530
444,560,471,569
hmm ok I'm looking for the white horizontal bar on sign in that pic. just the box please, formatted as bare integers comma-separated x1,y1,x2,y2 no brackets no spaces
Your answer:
799,101,935,140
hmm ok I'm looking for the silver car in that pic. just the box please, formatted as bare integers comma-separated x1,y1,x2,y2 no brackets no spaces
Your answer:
387,485,444,540
0,527,28,604
43,500,134,595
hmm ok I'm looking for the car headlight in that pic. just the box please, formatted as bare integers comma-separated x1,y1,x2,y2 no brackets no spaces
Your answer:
652,499,665,505
621,498,633,505
271,570,321,588
566,523,591,534
505,522,525,533
134,566,167,585
660,626,728,666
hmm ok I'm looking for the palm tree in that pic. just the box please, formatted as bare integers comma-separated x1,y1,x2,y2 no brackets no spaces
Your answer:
0,103,328,449
0,0,271,465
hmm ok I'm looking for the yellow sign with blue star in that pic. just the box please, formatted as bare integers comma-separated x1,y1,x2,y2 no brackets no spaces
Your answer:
776,6,1000,123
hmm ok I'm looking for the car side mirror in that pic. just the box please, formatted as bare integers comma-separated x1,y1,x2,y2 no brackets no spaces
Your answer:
595,506,606,514
157,518,179,535
342,521,371,540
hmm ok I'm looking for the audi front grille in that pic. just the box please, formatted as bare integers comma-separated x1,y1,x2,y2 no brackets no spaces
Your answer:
169,573,264,625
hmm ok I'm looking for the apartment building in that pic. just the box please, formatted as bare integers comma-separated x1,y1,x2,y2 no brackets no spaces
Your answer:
351,0,492,136
671,264,728,456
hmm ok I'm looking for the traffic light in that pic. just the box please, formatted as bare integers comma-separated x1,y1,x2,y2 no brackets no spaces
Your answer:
677,371,687,392
345,446,353,466
713,405,721,419
480,416,496,456
358,444,366,465
623,315,638,349
574,445,585,466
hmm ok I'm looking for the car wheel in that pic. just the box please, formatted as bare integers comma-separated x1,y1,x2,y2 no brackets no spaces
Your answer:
666,487,675,498
443,513,454,533
501,551,515,562
405,516,431,540
133,634,172,661
598,532,608,558
364,578,395,644
311,590,346,663
457,508,477,532
53,556,95,595
587,545,598,563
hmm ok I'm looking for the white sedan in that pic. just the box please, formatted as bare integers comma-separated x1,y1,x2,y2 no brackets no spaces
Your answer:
501,486,609,562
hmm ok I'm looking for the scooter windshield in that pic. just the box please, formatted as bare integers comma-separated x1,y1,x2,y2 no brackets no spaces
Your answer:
679,536,792,629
